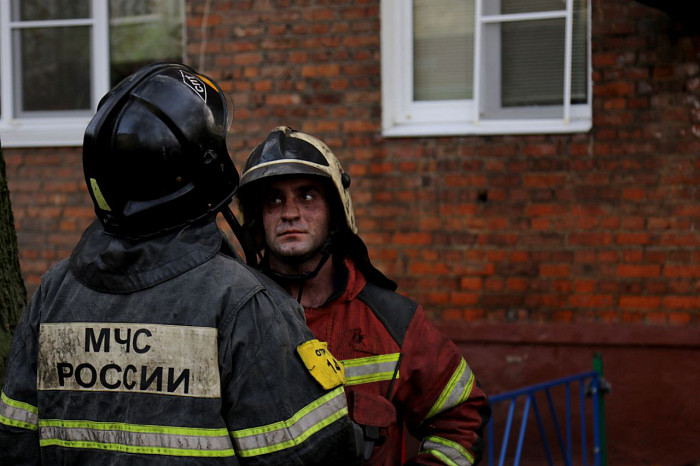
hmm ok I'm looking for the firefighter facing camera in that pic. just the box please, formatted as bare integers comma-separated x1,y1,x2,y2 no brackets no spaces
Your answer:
0,64,361,465
237,126,492,465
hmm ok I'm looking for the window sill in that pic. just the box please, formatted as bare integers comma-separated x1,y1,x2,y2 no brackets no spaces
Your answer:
0,118,89,148
382,118,592,138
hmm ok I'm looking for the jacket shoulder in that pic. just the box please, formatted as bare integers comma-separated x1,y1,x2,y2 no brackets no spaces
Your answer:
213,255,305,317
357,282,418,347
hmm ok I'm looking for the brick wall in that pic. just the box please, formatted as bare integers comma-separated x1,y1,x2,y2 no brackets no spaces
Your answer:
6,0,700,326
4,2,700,462
5,147,93,292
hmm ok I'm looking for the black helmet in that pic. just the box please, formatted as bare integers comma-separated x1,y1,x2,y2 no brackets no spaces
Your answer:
238,126,396,290
83,62,238,239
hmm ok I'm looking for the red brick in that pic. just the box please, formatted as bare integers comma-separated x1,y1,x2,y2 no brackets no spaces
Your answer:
539,264,570,277
450,292,478,306
569,294,613,308
668,312,692,325
663,296,700,310
617,264,660,278
569,233,613,246
460,277,482,291
616,233,652,245
619,295,661,310
664,265,700,278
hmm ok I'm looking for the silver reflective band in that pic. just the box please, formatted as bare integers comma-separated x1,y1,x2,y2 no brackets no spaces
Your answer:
425,358,475,420
232,386,348,457
38,419,235,457
342,353,400,386
0,391,38,430
420,435,474,466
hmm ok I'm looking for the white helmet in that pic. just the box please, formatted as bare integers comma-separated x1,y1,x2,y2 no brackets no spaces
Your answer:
238,126,356,234
237,126,396,290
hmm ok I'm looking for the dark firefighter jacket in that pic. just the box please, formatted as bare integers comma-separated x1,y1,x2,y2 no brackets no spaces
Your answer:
304,258,491,466
0,219,360,466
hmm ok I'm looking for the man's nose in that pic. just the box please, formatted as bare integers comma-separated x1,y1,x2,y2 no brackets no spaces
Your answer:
280,198,300,219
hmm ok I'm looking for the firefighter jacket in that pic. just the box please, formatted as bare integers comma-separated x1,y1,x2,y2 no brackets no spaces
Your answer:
0,219,360,466
303,257,491,466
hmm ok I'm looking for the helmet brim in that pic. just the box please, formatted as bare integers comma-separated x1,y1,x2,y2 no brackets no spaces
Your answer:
239,160,332,192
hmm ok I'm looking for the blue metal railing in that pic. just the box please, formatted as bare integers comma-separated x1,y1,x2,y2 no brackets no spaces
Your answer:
485,355,608,466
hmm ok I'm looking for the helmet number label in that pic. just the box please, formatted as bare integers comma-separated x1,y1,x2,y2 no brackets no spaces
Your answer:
180,71,207,103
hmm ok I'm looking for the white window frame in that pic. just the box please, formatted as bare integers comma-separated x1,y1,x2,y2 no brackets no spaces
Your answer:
381,0,592,137
0,0,185,148
0,0,108,147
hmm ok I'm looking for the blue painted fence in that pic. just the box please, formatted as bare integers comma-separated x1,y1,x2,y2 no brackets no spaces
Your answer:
485,354,609,466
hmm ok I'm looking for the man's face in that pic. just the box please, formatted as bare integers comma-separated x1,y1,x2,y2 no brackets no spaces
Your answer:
262,176,331,270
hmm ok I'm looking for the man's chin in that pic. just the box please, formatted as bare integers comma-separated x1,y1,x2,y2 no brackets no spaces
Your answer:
271,248,321,267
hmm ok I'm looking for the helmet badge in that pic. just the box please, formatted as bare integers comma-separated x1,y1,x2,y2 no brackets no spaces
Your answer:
180,70,207,103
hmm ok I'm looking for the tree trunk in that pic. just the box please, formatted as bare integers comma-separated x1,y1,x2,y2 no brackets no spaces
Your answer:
0,140,27,384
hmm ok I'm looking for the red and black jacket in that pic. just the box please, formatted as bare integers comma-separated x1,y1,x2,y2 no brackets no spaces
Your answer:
304,257,491,465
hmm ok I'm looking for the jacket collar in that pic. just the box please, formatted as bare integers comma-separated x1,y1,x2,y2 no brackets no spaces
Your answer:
69,218,223,293
327,256,366,304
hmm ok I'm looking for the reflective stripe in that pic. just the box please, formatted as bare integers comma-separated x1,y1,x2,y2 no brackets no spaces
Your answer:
341,353,400,386
0,391,39,431
425,358,475,420
38,419,235,458
231,386,348,457
420,435,474,466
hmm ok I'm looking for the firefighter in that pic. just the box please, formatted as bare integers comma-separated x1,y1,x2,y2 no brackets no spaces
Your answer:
236,126,491,465
0,66,362,465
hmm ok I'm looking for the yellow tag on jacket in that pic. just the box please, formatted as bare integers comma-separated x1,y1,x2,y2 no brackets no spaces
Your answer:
296,339,346,389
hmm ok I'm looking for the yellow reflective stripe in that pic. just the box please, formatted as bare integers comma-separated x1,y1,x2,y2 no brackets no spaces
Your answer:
425,358,475,420
0,391,39,430
231,386,347,457
341,353,400,368
39,418,228,436
345,370,401,386
425,449,460,466
1,391,38,414
420,435,474,466
39,438,235,457
38,419,234,457
0,413,38,431
341,353,400,386
458,372,476,405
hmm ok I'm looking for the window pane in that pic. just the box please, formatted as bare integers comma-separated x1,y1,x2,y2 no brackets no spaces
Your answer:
14,0,90,21
15,27,92,113
497,0,565,15
501,0,587,107
571,0,588,103
413,0,474,101
501,18,565,107
109,0,184,86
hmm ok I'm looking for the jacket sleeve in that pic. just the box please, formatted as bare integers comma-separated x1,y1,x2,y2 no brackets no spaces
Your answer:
219,289,361,466
0,288,43,466
398,306,491,466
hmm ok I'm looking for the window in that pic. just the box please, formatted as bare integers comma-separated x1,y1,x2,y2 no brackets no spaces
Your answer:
381,0,591,137
0,0,184,147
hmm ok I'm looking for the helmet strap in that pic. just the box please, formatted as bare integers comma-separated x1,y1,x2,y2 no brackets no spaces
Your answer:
261,232,336,303
222,207,262,266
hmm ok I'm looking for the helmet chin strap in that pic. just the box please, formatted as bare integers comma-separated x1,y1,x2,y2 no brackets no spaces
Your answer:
222,207,262,266
262,234,335,303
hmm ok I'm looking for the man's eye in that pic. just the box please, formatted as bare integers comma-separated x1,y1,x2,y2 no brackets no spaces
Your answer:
302,192,314,201
266,196,283,206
